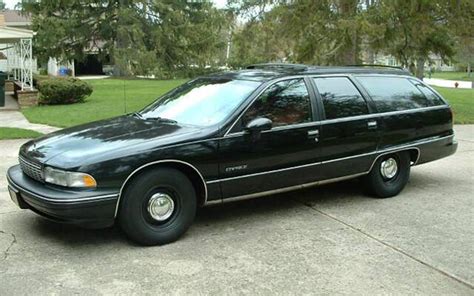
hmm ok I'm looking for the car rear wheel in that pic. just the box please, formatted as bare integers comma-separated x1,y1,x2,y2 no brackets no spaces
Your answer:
363,151,411,198
119,168,197,245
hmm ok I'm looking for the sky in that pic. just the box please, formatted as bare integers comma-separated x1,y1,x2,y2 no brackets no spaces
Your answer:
3,0,17,9
2,0,228,9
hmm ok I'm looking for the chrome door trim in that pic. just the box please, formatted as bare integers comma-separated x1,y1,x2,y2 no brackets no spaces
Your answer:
114,159,208,217
224,121,322,139
204,172,367,206
205,160,324,184
224,105,450,138
206,134,453,184
319,105,449,125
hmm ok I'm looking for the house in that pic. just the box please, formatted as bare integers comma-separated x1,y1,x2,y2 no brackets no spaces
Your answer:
0,10,38,75
0,9,107,77
372,53,455,72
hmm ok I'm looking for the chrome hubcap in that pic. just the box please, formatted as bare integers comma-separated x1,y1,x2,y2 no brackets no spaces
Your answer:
380,157,398,179
147,193,175,221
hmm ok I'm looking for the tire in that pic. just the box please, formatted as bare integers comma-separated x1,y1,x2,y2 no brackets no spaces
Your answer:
119,168,197,246
363,151,411,198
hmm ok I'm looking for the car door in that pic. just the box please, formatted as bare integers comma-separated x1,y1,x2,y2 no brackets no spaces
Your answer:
310,76,381,179
216,77,322,199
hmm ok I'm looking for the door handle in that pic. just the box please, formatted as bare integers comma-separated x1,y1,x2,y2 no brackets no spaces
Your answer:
307,129,320,142
367,120,377,129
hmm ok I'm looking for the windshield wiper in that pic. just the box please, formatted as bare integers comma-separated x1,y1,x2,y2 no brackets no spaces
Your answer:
131,112,143,119
143,116,178,124
132,113,177,124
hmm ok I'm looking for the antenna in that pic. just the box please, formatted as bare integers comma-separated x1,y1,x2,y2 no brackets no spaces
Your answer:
123,79,127,114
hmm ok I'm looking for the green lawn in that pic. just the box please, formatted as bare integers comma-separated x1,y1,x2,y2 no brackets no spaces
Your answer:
0,127,43,140
20,78,473,128
23,78,187,128
433,86,474,124
431,71,473,82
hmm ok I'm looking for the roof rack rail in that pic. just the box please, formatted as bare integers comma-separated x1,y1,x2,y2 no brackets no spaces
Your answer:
345,64,407,71
246,63,308,72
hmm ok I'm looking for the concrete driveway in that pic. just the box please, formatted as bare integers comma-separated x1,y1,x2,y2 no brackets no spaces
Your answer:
0,126,473,295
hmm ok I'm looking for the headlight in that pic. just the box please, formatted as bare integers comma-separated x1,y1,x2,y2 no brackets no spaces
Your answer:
44,167,97,188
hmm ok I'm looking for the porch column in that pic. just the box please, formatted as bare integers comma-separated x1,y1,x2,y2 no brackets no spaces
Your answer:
20,38,33,90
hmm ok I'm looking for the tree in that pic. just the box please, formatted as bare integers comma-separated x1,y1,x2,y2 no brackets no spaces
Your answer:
228,0,472,78
21,0,227,77
365,0,469,78
450,0,474,76
455,37,474,76
229,0,366,66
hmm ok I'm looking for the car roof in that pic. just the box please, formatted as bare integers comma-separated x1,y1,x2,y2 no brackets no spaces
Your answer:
206,63,412,82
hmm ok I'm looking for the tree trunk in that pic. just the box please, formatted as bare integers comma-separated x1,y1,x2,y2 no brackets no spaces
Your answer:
415,58,425,79
338,0,359,65
366,48,375,64
114,0,130,77
467,62,471,78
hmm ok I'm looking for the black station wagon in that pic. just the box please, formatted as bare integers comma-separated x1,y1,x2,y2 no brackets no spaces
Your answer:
7,64,457,245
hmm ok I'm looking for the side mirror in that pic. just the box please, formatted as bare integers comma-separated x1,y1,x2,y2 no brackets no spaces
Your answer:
244,117,272,133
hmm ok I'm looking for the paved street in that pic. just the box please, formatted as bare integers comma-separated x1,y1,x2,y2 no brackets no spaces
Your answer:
0,126,473,295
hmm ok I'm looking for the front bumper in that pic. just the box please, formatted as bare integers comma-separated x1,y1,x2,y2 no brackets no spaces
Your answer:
7,165,118,228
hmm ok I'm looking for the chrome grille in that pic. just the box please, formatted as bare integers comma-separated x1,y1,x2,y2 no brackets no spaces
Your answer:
19,155,43,182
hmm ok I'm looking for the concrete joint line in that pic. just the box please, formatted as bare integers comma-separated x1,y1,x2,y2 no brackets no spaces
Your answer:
298,201,474,290
0,230,17,261
0,210,22,216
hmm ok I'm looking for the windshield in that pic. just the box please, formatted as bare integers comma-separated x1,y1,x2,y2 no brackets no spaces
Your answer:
139,78,261,126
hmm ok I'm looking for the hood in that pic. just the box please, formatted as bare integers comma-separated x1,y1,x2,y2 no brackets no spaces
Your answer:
20,115,203,168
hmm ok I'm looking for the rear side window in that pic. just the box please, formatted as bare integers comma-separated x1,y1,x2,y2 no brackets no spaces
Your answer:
409,80,446,106
313,77,368,119
357,76,432,112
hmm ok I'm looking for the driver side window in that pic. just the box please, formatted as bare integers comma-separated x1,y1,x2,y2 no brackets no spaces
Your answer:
241,79,312,129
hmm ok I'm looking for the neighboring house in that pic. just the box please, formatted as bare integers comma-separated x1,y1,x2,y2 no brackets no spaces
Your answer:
2,9,30,28
0,10,38,74
373,53,455,72
428,55,456,72
0,9,77,77
373,54,399,67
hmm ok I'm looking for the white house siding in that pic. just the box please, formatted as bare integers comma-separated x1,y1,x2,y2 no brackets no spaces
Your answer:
0,48,38,74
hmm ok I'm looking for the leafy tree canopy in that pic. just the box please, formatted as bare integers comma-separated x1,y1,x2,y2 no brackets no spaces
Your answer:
229,0,473,77
22,0,228,77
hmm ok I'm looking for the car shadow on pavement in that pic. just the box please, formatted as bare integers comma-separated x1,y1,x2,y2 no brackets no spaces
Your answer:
30,218,127,246
196,178,368,224
25,179,369,246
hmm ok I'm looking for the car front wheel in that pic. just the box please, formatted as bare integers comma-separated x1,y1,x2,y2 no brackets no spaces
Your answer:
119,168,197,245
363,151,411,198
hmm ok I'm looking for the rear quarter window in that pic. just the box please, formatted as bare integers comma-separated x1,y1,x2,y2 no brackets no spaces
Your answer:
356,76,436,113
409,79,446,106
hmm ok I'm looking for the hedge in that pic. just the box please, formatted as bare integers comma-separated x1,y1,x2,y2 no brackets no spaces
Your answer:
38,78,93,105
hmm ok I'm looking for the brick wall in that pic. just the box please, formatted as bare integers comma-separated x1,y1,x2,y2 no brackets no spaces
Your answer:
5,80,14,92
17,90,39,107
